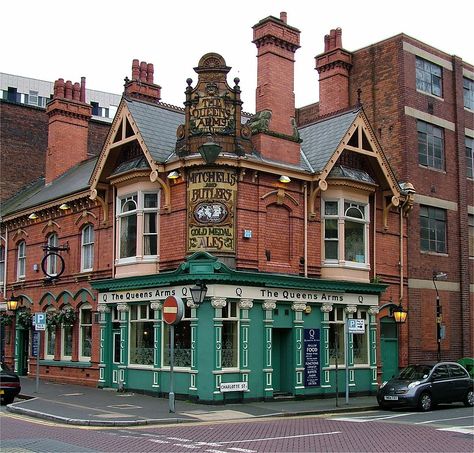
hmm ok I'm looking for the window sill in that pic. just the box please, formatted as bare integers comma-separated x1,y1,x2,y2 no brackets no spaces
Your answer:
40,360,92,368
420,250,448,257
418,164,446,174
416,89,444,101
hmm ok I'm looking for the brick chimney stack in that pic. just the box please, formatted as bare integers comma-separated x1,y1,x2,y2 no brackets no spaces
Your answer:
251,12,301,164
315,28,353,116
124,59,161,103
45,77,92,184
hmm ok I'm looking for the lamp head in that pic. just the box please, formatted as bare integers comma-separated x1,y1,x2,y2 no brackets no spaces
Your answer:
190,281,208,305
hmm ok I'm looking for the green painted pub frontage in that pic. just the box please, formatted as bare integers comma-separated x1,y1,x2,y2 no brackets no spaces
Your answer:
92,253,385,402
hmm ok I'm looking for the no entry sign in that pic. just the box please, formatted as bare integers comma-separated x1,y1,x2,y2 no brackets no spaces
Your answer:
162,295,184,325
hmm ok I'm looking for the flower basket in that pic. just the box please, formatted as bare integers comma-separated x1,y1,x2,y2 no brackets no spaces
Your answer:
59,307,77,326
46,311,61,329
17,309,33,330
0,313,14,326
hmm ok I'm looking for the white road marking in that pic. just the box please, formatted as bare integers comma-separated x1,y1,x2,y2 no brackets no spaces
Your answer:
438,426,474,435
205,450,229,453
228,448,256,452
416,415,473,424
149,439,170,444
218,431,341,444
196,442,225,447
166,437,192,441
173,443,200,449
333,412,417,422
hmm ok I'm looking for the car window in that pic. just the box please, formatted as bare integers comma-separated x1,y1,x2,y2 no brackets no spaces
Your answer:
432,365,449,380
399,365,432,379
448,364,468,378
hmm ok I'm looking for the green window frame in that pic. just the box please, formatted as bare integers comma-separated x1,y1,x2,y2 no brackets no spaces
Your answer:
129,303,154,366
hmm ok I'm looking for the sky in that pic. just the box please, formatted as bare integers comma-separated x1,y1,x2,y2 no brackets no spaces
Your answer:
2,0,473,113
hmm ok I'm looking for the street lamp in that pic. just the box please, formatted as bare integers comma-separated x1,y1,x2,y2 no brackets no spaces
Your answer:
190,281,208,305
432,271,447,362
7,293,21,312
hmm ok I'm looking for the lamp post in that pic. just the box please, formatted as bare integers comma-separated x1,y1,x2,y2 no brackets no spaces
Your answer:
5,293,20,369
432,272,447,362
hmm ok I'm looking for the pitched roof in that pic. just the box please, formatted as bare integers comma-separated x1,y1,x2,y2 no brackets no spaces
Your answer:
1,158,97,217
125,98,184,163
299,108,360,173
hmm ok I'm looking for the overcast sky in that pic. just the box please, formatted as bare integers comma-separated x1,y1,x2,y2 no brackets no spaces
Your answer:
2,0,473,113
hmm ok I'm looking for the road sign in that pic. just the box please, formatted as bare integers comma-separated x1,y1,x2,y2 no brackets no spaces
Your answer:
162,296,184,325
348,318,365,334
34,312,46,331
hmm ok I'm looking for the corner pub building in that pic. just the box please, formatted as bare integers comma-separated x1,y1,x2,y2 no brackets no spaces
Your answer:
1,13,415,403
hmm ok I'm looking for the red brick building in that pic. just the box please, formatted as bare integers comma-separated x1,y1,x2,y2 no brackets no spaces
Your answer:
298,28,474,363
0,12,470,397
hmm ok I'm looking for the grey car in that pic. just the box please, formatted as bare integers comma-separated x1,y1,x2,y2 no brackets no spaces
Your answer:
377,362,474,411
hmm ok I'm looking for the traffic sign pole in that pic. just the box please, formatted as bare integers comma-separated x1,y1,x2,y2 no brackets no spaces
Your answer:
33,312,46,393
169,325,175,413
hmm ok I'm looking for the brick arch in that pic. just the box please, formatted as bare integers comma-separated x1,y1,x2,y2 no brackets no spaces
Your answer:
56,290,75,308
264,202,292,264
74,288,95,305
39,292,56,307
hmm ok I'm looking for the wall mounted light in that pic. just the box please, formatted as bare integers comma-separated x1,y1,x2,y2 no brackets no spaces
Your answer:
167,171,180,180
7,293,21,312
279,175,291,183
28,213,38,220
190,281,208,305
198,141,222,164
59,203,70,210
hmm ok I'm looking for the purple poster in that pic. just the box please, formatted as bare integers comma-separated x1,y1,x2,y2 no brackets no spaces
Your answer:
304,328,320,387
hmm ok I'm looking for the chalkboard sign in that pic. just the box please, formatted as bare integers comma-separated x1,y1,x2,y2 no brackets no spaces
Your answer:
304,328,320,387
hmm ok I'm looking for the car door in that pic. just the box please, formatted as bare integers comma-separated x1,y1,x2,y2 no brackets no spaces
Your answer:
447,363,470,402
430,364,451,404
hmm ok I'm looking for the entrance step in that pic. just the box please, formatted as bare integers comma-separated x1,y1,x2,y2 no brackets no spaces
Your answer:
273,392,293,400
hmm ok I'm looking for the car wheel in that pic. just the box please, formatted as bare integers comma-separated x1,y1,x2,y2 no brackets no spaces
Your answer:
464,390,474,407
1,395,14,405
378,401,390,410
418,392,433,411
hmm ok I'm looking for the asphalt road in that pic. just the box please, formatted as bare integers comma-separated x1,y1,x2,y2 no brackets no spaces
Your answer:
1,404,473,452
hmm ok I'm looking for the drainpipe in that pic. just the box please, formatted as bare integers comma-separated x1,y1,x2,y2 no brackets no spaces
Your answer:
304,183,308,277
1,227,8,300
372,194,377,278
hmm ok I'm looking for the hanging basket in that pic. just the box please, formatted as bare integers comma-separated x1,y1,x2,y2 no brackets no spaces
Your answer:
59,307,77,326
0,313,14,326
17,309,33,329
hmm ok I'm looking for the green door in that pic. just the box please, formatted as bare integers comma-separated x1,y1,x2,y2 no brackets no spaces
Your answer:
17,329,30,376
272,328,292,394
380,317,398,381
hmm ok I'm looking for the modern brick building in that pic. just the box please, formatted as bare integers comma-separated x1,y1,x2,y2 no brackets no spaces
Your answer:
0,12,471,401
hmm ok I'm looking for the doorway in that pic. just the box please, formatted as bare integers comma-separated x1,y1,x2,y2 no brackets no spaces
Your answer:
272,328,292,394
380,317,399,381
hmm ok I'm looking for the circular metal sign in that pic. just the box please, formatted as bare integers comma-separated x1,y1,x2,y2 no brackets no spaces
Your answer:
162,296,184,325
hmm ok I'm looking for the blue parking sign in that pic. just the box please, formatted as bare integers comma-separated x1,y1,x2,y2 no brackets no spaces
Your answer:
34,312,46,330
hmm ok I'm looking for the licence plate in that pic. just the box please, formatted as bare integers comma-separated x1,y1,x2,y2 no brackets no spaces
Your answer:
384,395,398,401
0,390,4,395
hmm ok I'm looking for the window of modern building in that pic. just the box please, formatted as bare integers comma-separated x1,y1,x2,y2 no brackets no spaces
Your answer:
46,233,59,276
466,137,473,179
17,240,26,280
0,245,4,285
420,205,447,253
45,307,56,359
79,304,92,361
416,57,442,97
469,214,474,258
81,225,94,272
323,199,368,264
464,77,474,110
417,120,444,170
328,306,345,366
117,191,159,261
163,305,191,368
61,305,74,360
352,309,369,365
129,303,154,365
222,301,239,368
91,101,110,118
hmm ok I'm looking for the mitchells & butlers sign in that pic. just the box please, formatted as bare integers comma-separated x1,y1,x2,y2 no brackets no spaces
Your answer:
187,168,237,253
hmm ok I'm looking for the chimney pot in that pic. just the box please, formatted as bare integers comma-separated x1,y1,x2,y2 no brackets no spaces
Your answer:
80,77,86,102
73,82,80,101
280,11,287,23
65,80,73,99
132,59,140,80
146,63,154,83
140,61,147,82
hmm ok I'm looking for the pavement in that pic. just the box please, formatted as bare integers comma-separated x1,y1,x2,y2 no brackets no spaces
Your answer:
6,376,379,427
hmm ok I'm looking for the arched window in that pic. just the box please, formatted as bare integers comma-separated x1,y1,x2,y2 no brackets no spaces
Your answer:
17,240,26,280
45,306,57,359
46,233,58,276
61,304,74,360
118,195,137,259
81,225,94,272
